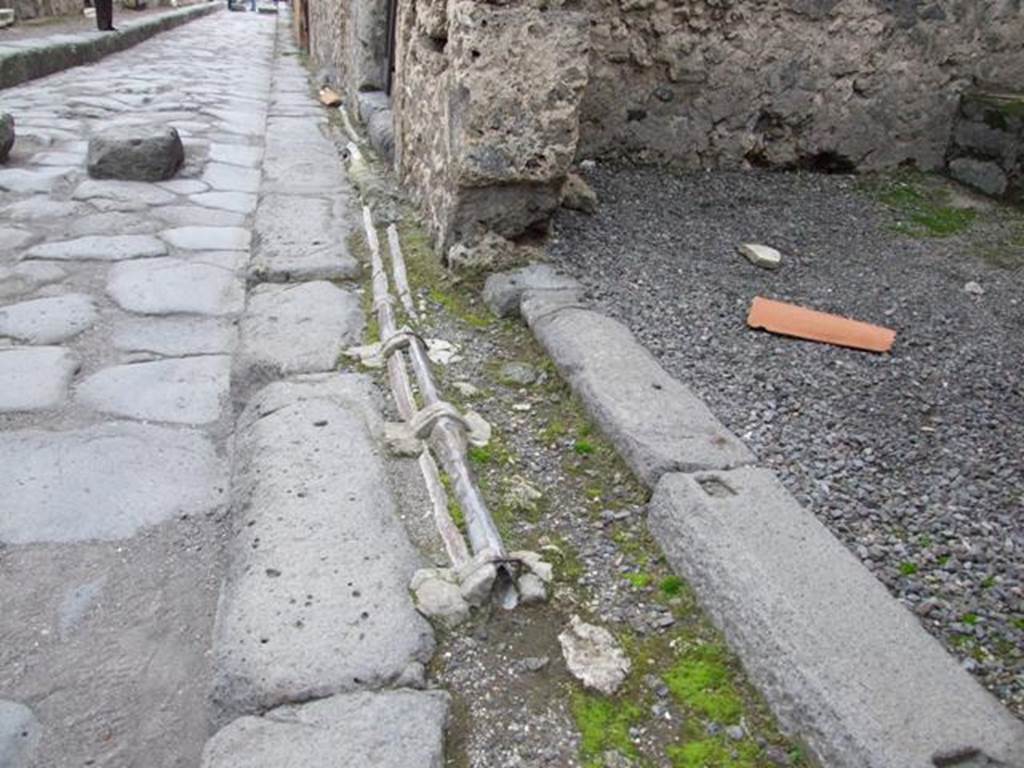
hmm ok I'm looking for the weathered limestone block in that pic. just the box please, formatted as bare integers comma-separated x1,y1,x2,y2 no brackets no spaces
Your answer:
0,114,14,163
87,126,185,181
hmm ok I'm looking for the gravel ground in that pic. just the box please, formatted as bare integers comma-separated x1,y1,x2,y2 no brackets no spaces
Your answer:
548,167,1024,716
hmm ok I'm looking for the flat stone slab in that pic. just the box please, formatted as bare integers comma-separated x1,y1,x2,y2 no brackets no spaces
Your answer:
112,316,238,357
648,468,1024,768
108,258,244,316
72,179,177,206
77,355,230,424
1,198,84,221
24,235,167,262
0,422,228,544
209,143,263,168
212,376,434,715
0,227,36,252
202,691,448,768
190,191,258,214
0,294,97,343
201,162,261,194
239,281,363,378
250,193,359,282
528,307,753,486
161,226,251,251
151,205,248,229
0,167,71,194
0,263,66,301
0,700,40,768
0,346,78,412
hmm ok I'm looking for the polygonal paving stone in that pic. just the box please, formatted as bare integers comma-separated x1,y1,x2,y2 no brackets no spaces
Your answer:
0,263,67,301
72,178,177,206
0,198,84,222
189,191,257,214
0,228,37,252
108,258,244,316
77,355,231,424
24,235,167,261
0,167,72,194
0,422,228,544
151,205,248,229
251,193,359,282
113,316,238,357
0,294,97,343
201,162,261,193
161,226,250,251
0,347,79,412
158,179,210,195
209,143,262,167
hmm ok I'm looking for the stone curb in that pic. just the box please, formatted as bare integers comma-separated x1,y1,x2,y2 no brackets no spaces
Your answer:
0,3,219,90
512,279,1024,767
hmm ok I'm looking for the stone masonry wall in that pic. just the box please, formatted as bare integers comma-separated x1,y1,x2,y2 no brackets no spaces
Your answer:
946,90,1024,204
577,0,1024,172
304,0,349,86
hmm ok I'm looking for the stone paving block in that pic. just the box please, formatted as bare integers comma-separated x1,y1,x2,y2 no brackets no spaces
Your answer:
209,143,263,168
0,198,84,221
161,226,251,251
158,179,209,195
0,263,66,301
0,294,97,343
151,205,248,229
250,193,359,282
212,376,435,715
528,307,753,486
202,691,448,768
0,227,37,252
112,316,238,357
72,178,177,206
648,468,1024,768
0,700,40,768
190,191,258,214
107,257,244,316
24,234,167,261
0,422,228,544
0,346,78,412
0,167,72,194
202,162,261,194
76,355,230,424
239,281,363,378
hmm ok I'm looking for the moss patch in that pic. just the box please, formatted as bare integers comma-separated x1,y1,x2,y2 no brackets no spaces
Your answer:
667,737,759,768
863,171,977,238
664,644,745,724
571,693,643,766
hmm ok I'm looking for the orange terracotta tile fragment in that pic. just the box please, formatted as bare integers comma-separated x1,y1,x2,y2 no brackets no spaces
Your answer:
747,296,896,353
319,87,342,108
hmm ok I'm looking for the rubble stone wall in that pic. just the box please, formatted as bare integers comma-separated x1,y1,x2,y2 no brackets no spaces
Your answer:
576,0,1024,171
7,0,80,22
946,91,1024,204
304,0,349,86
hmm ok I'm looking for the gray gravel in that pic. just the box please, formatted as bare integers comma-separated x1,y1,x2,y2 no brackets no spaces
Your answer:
548,167,1024,716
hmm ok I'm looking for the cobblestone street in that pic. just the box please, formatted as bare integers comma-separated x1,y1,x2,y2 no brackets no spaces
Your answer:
0,11,275,767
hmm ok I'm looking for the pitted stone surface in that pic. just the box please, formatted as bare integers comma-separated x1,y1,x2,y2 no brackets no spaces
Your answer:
201,691,448,768
0,294,97,343
239,281,363,377
0,346,78,412
529,307,754,486
113,316,238,357
213,376,435,715
161,226,251,251
108,258,244,316
24,234,167,261
648,468,1024,768
0,422,228,544
77,355,231,424
250,193,359,281
86,125,185,181
0,700,40,768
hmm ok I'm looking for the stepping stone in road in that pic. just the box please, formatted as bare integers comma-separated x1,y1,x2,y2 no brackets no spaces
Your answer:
251,193,359,282
161,226,251,251
24,235,167,261
76,355,231,425
0,294,97,344
0,347,79,413
86,125,185,182
0,422,228,544
107,258,244,316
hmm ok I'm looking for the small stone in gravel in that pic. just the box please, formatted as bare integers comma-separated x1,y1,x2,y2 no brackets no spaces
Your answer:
0,113,14,163
453,381,480,397
523,656,550,673
499,361,539,386
558,615,631,695
464,410,492,447
963,281,984,296
425,338,459,366
562,172,598,214
384,422,423,457
411,570,469,627
87,125,184,181
518,572,547,605
739,243,782,270
503,475,543,516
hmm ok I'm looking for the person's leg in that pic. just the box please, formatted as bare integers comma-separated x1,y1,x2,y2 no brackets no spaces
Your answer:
95,0,113,30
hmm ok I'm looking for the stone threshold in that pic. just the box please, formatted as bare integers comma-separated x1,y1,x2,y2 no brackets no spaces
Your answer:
491,266,1024,768
0,2,219,89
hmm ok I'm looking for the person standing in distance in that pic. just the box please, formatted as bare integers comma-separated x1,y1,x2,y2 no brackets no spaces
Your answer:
95,0,115,31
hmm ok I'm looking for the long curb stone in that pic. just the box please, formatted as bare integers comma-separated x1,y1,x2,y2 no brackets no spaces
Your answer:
0,3,220,90
526,304,754,486
202,690,449,768
211,374,435,719
648,467,1024,768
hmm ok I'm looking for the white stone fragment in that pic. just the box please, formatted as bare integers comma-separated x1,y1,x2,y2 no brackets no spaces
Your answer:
558,615,631,695
739,243,782,270
463,409,492,447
